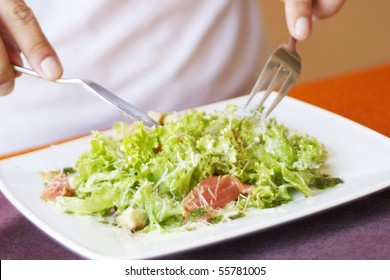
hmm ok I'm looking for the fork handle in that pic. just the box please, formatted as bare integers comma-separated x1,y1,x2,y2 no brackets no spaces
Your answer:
13,65,40,78
13,64,81,84
286,36,297,52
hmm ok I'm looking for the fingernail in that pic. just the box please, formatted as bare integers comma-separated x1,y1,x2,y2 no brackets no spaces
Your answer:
295,17,310,40
40,56,62,80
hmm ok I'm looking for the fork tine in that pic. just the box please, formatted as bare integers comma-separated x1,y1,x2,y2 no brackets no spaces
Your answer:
245,36,300,116
264,72,296,117
251,64,288,112
244,60,279,109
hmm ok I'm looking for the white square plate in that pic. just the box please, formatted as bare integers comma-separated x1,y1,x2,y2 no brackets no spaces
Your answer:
1,95,390,259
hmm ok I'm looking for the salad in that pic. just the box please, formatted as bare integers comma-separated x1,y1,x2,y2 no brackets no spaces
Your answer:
40,105,342,233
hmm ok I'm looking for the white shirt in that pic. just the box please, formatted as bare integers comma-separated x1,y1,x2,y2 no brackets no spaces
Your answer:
0,0,269,155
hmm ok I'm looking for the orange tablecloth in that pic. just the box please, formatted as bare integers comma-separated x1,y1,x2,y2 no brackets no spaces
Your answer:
1,64,389,260
290,63,390,137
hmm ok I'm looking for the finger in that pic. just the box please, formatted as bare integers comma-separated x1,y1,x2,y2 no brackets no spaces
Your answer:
3,36,23,78
312,0,345,19
0,23,23,77
0,38,15,96
0,0,62,80
283,0,313,40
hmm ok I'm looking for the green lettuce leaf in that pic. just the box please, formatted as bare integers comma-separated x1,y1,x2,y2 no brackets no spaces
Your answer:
51,105,342,231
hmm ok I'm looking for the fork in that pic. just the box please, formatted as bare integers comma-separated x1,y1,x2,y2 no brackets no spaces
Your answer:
12,65,159,127
244,36,301,117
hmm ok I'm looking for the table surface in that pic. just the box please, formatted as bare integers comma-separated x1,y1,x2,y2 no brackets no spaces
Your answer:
1,64,390,260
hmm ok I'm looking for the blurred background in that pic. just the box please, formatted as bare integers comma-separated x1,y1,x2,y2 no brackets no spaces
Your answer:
260,0,390,83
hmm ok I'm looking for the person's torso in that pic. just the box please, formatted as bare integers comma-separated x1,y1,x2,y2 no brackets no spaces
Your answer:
0,0,269,154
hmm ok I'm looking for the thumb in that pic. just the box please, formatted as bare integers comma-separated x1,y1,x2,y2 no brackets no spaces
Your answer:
283,0,313,40
0,0,63,80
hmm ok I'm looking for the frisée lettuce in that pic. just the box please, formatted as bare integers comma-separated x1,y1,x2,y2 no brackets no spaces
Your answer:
41,105,342,232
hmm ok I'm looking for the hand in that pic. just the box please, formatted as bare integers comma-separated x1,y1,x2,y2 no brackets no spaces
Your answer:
0,0,63,96
283,0,345,40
